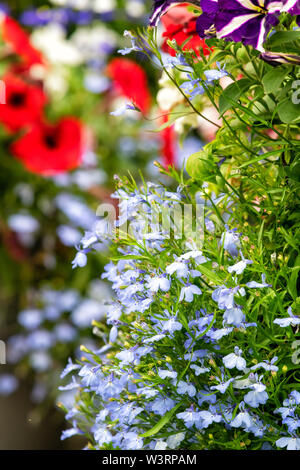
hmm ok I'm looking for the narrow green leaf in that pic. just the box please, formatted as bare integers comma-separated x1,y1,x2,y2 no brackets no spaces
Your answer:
196,263,224,284
266,30,300,48
238,150,281,168
140,403,182,437
219,79,253,115
288,254,300,300
262,67,291,94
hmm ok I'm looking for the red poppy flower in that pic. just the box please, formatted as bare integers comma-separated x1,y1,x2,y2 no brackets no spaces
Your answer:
161,5,212,57
0,74,47,132
107,58,151,114
0,15,45,68
11,117,84,176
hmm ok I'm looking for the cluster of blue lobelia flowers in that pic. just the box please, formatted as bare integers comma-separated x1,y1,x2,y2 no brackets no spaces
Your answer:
61,178,300,450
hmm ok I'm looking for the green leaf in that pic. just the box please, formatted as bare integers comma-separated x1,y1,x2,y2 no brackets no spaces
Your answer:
196,263,224,285
238,150,281,168
266,30,300,48
258,219,265,252
285,159,300,182
185,150,216,181
287,254,300,300
262,67,291,94
140,403,182,438
219,78,253,115
277,97,300,124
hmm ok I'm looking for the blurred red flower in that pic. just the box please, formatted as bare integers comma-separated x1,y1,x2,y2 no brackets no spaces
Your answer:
107,58,151,114
161,5,212,57
160,113,176,168
0,74,47,132
11,117,84,176
0,15,45,68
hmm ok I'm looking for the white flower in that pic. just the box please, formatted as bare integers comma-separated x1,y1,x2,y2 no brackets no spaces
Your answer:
157,86,183,111
71,24,118,60
31,24,83,65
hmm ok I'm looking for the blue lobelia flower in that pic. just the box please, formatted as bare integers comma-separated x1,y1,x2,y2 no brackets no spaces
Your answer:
0,374,19,396
121,432,144,450
190,363,210,375
150,396,176,415
223,346,247,370
276,436,300,450
223,307,245,326
246,273,271,288
118,30,143,56
179,283,202,302
180,75,205,99
177,380,197,397
244,381,269,408
110,103,136,116
166,259,190,278
204,62,228,83
230,402,253,428
210,375,235,393
276,405,297,420
289,390,300,405
61,358,81,379
72,251,88,269
212,285,239,310
197,408,222,428
118,402,144,425
146,273,171,293
158,368,177,380
154,309,183,334
274,306,300,328
220,226,240,257
93,426,113,446
206,326,234,340
283,415,300,433
250,356,278,372
228,257,253,275
177,407,200,428
246,416,266,437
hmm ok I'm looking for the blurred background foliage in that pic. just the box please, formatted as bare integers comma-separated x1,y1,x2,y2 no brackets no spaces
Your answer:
0,0,159,449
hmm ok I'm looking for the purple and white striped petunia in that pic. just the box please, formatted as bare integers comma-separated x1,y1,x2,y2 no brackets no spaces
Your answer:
283,0,300,15
150,0,300,51
196,0,219,37
214,0,283,51
197,0,300,51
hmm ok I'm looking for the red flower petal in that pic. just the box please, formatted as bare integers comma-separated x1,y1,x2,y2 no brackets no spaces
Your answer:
1,15,46,68
161,7,212,57
0,74,47,131
107,58,151,114
11,118,84,176
160,113,177,169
